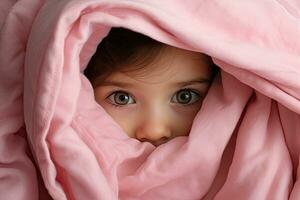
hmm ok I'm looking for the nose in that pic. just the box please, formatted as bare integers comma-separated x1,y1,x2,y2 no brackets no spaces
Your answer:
135,110,172,146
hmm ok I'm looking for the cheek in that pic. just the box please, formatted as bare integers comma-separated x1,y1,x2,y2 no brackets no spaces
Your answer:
171,103,202,136
98,103,137,138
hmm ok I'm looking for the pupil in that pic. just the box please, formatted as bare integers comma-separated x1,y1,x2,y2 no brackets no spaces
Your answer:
116,93,129,104
178,90,191,103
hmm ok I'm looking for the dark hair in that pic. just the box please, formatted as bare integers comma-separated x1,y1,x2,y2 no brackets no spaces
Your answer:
84,27,166,86
84,28,218,86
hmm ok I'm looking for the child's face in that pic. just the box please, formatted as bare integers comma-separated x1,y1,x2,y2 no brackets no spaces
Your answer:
93,46,213,146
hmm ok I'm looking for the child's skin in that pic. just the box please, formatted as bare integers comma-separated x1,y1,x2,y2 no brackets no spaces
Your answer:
93,45,213,146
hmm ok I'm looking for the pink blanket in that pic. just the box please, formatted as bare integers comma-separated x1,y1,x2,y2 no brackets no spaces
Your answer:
1,0,300,199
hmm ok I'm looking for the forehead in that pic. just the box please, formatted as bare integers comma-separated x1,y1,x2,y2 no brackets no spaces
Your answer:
107,46,212,84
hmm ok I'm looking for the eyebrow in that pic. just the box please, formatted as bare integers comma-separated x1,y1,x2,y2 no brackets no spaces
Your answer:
98,77,211,87
176,78,211,87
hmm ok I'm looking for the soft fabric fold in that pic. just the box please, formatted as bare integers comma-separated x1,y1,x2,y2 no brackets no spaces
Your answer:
1,0,300,199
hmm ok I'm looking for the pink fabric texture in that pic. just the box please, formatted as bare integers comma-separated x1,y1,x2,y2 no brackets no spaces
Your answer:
1,0,300,199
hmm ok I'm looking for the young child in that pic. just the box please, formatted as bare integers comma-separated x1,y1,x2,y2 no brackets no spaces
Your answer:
84,28,217,146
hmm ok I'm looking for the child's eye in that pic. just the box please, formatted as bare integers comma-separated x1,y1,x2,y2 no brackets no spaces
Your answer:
171,89,201,105
107,91,136,106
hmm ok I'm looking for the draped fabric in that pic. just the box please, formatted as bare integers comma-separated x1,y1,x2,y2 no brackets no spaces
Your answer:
1,0,300,199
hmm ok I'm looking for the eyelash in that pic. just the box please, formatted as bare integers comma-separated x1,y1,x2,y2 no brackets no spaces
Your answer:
171,88,203,106
106,88,203,107
105,90,134,108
